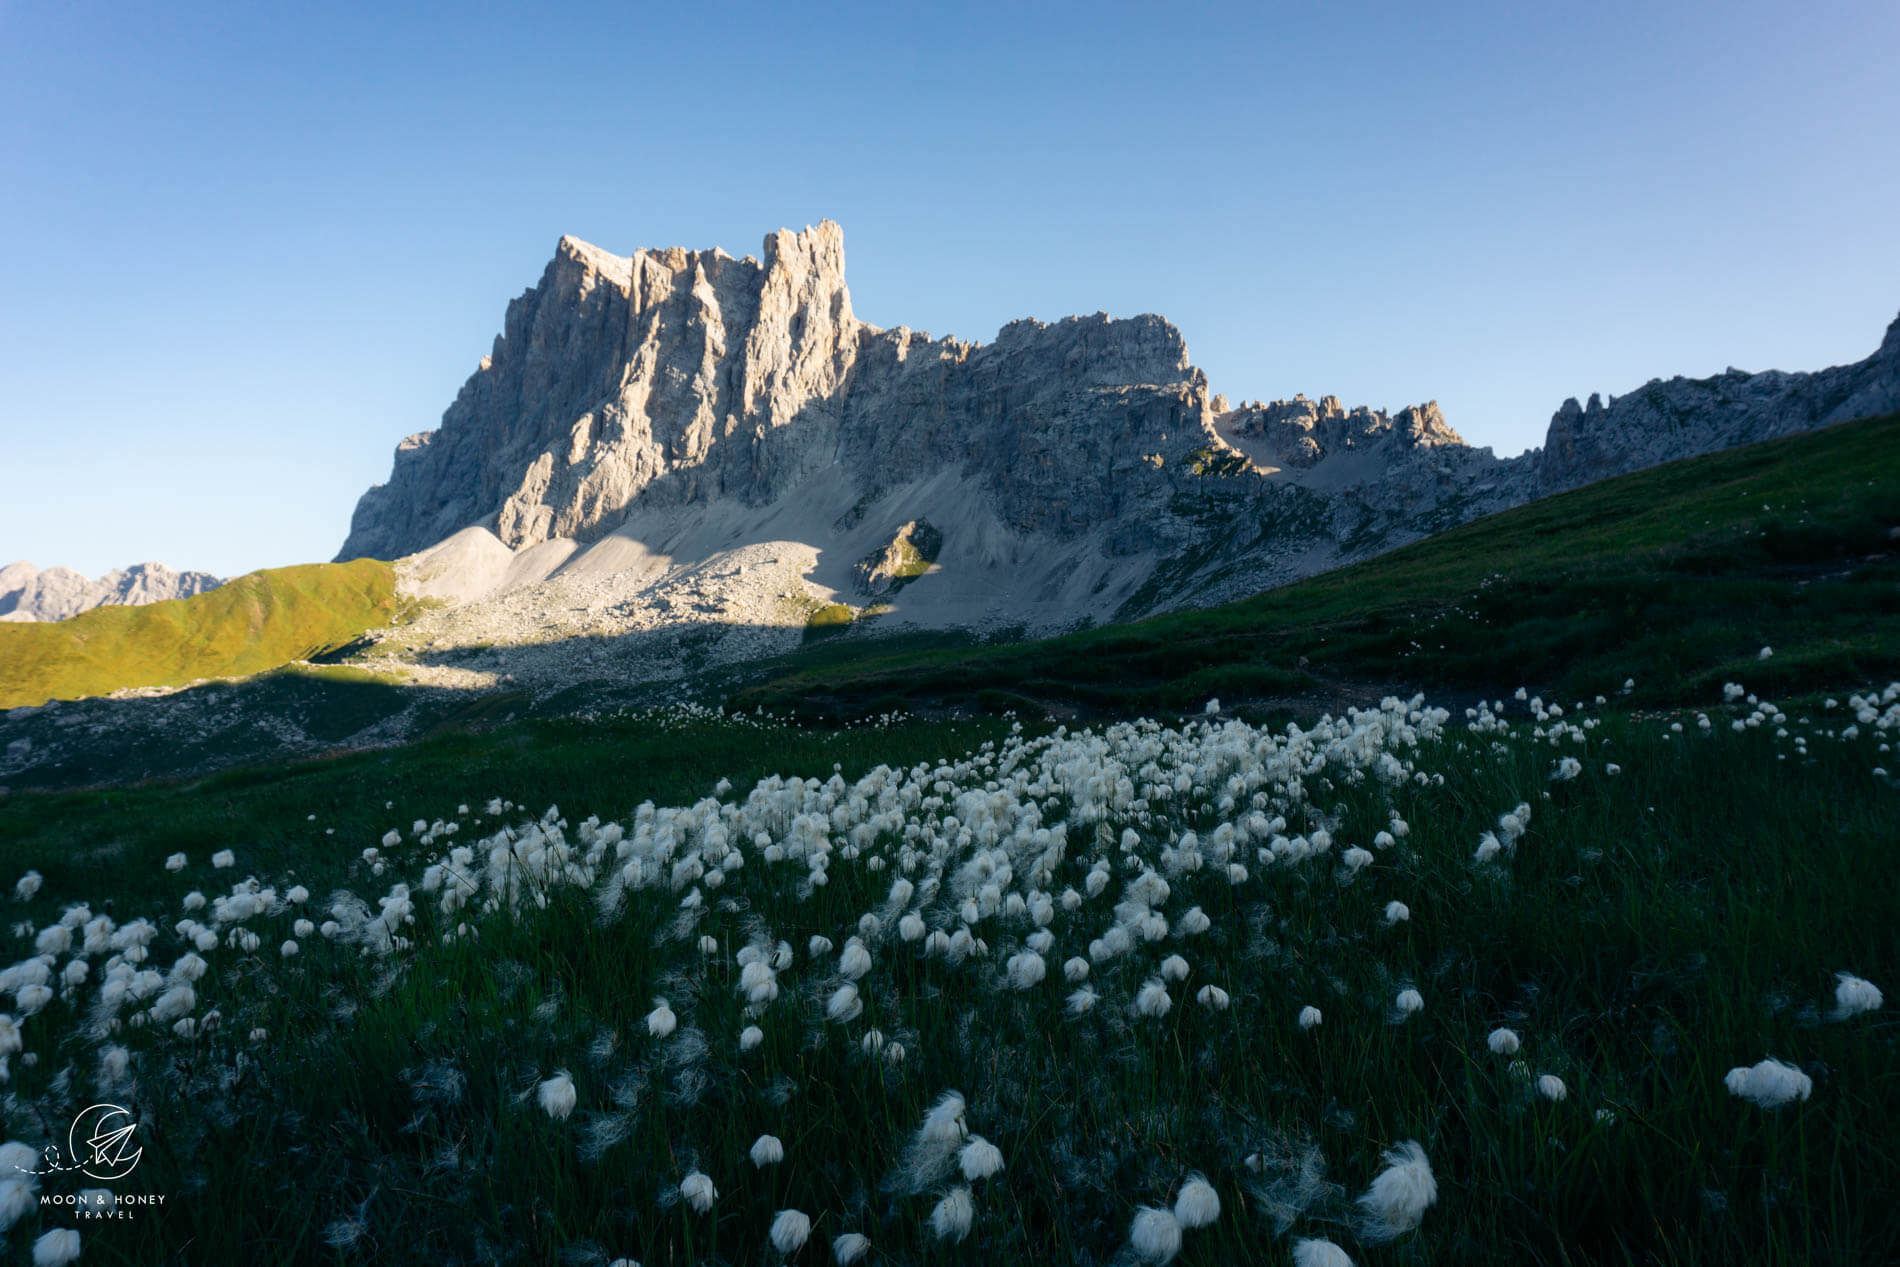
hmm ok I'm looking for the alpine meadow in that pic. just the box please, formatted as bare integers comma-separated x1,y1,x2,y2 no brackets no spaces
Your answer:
4,6,1900,1264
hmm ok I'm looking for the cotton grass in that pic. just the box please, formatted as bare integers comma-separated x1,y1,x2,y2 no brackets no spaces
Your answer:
1354,1140,1437,1243
770,1208,812,1254
1128,1205,1183,1264
1725,1058,1813,1109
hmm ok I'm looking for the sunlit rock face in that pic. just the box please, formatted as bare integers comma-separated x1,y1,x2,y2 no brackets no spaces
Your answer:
336,220,1900,628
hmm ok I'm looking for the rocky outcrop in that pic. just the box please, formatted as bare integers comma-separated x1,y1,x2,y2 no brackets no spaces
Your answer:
0,561,223,622
853,519,943,597
1229,396,1463,470
1536,314,1900,492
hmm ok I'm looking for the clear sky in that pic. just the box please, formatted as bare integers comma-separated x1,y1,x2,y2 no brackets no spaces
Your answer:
3,0,1897,578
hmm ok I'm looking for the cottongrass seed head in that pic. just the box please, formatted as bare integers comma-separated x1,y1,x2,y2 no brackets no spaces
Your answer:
1299,1005,1323,1031
33,1229,82,1267
959,1135,1004,1181
770,1208,812,1255
1392,988,1424,1020
1486,1027,1521,1054
679,1170,717,1214
1172,1173,1220,1229
1725,1057,1813,1108
1292,1237,1355,1267
1354,1140,1437,1243
832,1231,870,1264
751,1134,785,1167
537,1070,577,1120
930,1185,975,1242
1128,1205,1183,1264
1536,1074,1568,1102
1833,972,1883,1019
645,998,677,1038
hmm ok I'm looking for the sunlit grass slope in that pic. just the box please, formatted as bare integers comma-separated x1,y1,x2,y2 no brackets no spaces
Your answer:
0,559,399,709
738,411,1900,718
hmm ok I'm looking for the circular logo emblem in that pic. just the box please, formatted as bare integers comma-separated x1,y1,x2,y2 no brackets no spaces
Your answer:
69,1104,142,1181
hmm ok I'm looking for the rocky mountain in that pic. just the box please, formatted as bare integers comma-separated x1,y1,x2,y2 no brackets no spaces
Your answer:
334,220,1900,674
0,561,223,622
1538,314,1900,491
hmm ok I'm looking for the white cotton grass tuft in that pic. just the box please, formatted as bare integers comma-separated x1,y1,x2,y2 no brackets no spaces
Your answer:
1159,954,1190,983
1195,984,1230,1010
959,1135,1005,1181
679,1170,717,1213
1299,1005,1323,1031
832,1231,871,1264
1172,1173,1220,1229
827,983,863,1022
1067,986,1098,1016
645,998,678,1038
1382,900,1410,925
536,1070,577,1120
164,853,187,872
888,1089,969,1195
1005,950,1047,990
1063,956,1090,983
1128,1205,1183,1264
1292,1237,1355,1267
1393,988,1424,1020
1486,1027,1521,1055
1832,972,1883,1019
838,938,873,980
32,1228,82,1267
211,850,236,869
1353,1140,1437,1243
771,1208,812,1254
751,1134,785,1167
1724,1057,1813,1109
930,1185,975,1242
1536,1074,1568,1102
1135,978,1173,1019
740,1025,765,1052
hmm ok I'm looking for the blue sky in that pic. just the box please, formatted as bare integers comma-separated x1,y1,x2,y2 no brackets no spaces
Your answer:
3,0,1897,578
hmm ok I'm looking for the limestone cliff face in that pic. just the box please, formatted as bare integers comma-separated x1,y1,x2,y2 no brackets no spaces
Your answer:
338,222,1210,563
1537,314,1900,492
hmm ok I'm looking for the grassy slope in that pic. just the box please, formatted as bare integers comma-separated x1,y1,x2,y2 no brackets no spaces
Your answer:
0,559,400,709
735,411,1900,718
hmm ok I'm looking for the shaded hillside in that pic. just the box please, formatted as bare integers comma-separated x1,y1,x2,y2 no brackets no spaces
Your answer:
735,411,1900,718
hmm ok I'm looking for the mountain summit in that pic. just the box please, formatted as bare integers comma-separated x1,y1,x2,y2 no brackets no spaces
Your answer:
336,222,1900,645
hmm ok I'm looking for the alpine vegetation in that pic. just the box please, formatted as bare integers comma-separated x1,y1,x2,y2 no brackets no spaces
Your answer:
0,679,1894,1261
1725,1058,1815,1109
1353,1140,1438,1243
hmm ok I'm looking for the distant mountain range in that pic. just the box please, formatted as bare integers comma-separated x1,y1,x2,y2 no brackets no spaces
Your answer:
0,561,223,622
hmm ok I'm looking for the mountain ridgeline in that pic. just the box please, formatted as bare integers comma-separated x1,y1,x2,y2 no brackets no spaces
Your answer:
336,221,1900,634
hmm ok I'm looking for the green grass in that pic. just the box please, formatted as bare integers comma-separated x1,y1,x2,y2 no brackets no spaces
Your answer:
734,411,1900,720
0,559,401,709
0,692,1895,1263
